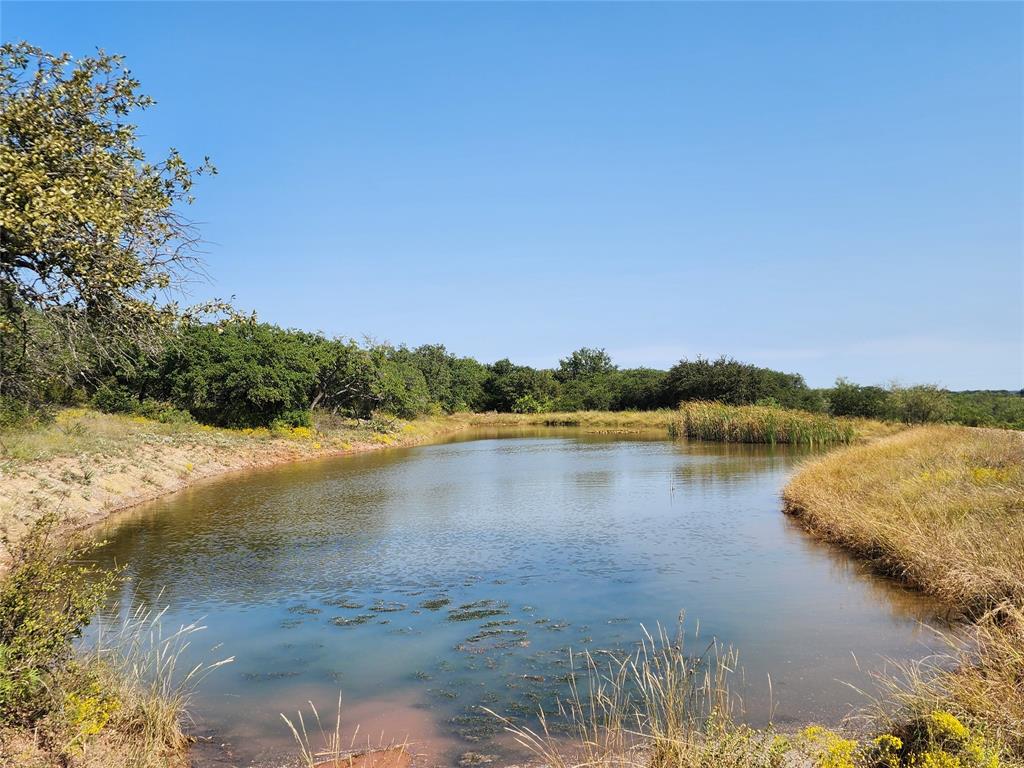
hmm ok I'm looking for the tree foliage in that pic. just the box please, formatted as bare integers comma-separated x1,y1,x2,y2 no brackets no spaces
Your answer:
0,42,214,400
662,356,819,410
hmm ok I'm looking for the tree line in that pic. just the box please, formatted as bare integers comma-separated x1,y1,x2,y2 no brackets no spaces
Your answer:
2,43,1020,432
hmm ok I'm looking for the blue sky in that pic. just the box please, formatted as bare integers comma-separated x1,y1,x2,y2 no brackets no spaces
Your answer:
4,2,1022,389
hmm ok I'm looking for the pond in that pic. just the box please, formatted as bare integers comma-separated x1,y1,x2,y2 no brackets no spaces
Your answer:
88,428,943,767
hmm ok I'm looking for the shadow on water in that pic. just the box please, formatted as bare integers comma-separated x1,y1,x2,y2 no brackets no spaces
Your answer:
86,428,947,766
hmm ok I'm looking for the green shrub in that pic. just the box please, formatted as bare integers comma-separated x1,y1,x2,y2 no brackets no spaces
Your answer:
158,322,320,428
0,397,54,429
270,409,313,429
90,383,137,415
886,385,952,424
828,378,890,419
133,399,195,424
0,514,121,725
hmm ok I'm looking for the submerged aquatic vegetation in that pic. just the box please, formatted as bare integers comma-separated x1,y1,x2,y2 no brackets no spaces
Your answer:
448,600,510,622
420,597,451,611
329,614,376,627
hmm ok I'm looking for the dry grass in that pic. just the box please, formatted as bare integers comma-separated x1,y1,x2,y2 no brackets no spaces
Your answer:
465,410,678,431
862,604,1024,763
783,425,1024,613
0,604,232,768
784,425,1024,765
495,624,788,768
281,693,411,768
84,604,234,765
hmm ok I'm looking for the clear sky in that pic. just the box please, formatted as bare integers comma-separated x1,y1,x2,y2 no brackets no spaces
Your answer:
4,2,1022,389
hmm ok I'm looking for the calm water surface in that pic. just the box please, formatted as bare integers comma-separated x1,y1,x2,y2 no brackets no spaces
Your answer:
89,429,942,767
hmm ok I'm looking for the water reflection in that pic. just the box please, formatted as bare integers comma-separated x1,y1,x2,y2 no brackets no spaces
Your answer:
88,429,944,766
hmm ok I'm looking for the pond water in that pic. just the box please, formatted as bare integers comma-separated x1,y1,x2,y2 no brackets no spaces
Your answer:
88,428,943,767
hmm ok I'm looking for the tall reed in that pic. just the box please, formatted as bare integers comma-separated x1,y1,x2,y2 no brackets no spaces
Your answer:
671,401,859,446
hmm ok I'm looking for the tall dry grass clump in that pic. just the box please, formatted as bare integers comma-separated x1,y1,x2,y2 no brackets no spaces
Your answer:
865,604,1024,761
83,604,234,766
495,624,787,768
670,402,863,446
783,425,1024,613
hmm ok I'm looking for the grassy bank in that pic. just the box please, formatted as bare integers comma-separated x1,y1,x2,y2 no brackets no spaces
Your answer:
669,401,897,446
0,514,234,768
782,425,1024,763
783,426,1024,612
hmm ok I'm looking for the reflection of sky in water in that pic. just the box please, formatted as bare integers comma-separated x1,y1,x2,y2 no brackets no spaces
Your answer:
87,429,945,766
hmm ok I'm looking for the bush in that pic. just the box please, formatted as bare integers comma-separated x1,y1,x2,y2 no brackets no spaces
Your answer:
886,385,952,424
828,378,891,419
0,397,54,429
89,384,137,415
0,514,120,725
133,399,195,425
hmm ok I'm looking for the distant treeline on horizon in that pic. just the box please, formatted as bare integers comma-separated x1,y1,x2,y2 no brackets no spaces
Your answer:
5,318,1019,433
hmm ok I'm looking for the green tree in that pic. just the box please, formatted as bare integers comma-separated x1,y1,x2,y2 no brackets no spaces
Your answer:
827,378,890,419
661,356,816,410
448,355,489,412
556,347,616,382
482,359,558,412
0,43,216,401
886,384,952,424
157,322,318,428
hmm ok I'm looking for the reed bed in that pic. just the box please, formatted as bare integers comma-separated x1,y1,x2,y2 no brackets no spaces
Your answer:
670,402,862,446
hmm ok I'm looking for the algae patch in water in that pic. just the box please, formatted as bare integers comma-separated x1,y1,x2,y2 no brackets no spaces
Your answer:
370,600,408,613
420,596,451,611
323,598,365,610
447,599,509,622
329,614,375,627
